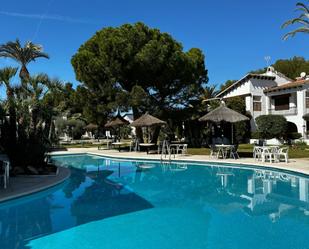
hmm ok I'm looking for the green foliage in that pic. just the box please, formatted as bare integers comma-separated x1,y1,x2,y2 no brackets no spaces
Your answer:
71,22,208,142
220,80,237,92
226,96,246,114
272,57,309,80
0,63,64,170
0,39,49,80
292,141,308,150
55,118,86,140
66,119,86,139
251,57,309,80
226,97,251,143
251,131,260,139
288,132,302,140
256,115,288,139
282,1,309,40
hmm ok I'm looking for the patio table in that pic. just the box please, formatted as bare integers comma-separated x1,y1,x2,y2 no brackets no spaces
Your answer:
215,144,233,159
112,142,126,152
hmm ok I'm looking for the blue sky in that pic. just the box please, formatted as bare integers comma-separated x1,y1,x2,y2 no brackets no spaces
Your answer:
0,0,308,88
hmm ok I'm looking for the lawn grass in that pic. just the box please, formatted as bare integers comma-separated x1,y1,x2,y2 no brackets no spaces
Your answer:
61,143,99,148
188,144,309,158
63,143,309,159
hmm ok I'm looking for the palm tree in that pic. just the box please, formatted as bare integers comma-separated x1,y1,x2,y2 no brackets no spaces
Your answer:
201,85,219,101
25,74,63,134
0,67,18,98
0,39,49,81
282,1,309,40
0,67,18,147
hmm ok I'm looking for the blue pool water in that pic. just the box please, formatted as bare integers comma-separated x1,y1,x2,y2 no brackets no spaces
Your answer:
1,154,309,249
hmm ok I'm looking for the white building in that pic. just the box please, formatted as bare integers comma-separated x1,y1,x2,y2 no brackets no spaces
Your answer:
123,113,136,136
216,67,309,142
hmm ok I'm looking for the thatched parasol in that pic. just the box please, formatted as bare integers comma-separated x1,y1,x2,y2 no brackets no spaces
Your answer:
85,123,99,130
105,116,129,128
104,114,129,141
199,104,249,144
130,113,166,143
199,105,249,123
130,113,166,127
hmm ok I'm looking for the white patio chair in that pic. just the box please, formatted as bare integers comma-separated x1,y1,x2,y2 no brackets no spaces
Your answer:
230,145,239,159
253,147,262,161
177,144,188,156
277,147,289,163
262,148,276,163
210,144,219,159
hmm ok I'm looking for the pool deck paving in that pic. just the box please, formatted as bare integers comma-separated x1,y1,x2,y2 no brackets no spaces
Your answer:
51,147,309,175
0,167,70,203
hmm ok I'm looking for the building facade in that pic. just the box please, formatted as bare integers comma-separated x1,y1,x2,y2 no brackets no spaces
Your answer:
216,67,309,141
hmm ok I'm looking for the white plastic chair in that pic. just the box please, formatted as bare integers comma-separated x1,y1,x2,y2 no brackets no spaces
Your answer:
262,148,276,163
177,144,188,156
210,144,219,159
230,145,239,159
278,147,289,163
253,147,262,161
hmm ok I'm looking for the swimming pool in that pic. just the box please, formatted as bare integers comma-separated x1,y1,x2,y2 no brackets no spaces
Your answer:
1,154,309,249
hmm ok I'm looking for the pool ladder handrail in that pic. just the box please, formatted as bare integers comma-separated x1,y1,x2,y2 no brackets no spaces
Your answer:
160,140,172,161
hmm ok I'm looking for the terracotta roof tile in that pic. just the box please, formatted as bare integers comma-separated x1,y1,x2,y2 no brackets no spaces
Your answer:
264,79,309,93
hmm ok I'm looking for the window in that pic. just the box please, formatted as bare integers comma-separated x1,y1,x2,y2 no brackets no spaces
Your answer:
253,96,261,111
274,94,290,111
306,91,309,109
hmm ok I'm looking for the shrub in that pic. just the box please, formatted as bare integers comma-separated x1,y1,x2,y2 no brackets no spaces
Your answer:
255,115,287,139
292,141,308,150
251,131,260,139
66,119,86,139
287,132,302,140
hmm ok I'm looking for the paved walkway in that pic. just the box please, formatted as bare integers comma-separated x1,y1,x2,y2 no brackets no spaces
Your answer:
51,148,309,175
0,167,70,203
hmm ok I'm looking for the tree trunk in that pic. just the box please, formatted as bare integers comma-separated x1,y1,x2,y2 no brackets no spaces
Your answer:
7,90,17,147
19,65,30,83
30,104,39,135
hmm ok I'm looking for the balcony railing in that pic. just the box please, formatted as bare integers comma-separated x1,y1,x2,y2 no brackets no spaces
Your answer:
268,106,298,115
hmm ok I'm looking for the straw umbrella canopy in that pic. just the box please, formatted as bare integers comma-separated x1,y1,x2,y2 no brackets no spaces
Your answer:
104,115,129,140
199,105,249,123
85,123,98,130
105,116,129,128
130,113,166,143
130,113,166,127
199,104,249,144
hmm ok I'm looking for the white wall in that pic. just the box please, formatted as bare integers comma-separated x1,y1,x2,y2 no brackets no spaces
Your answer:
223,81,251,98
266,88,306,136
248,79,277,130
264,69,291,86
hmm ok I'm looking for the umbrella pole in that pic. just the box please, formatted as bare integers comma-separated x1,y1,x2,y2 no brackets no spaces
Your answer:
231,124,234,144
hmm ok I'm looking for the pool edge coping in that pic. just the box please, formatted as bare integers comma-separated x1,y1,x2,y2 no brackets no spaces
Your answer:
50,151,309,177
